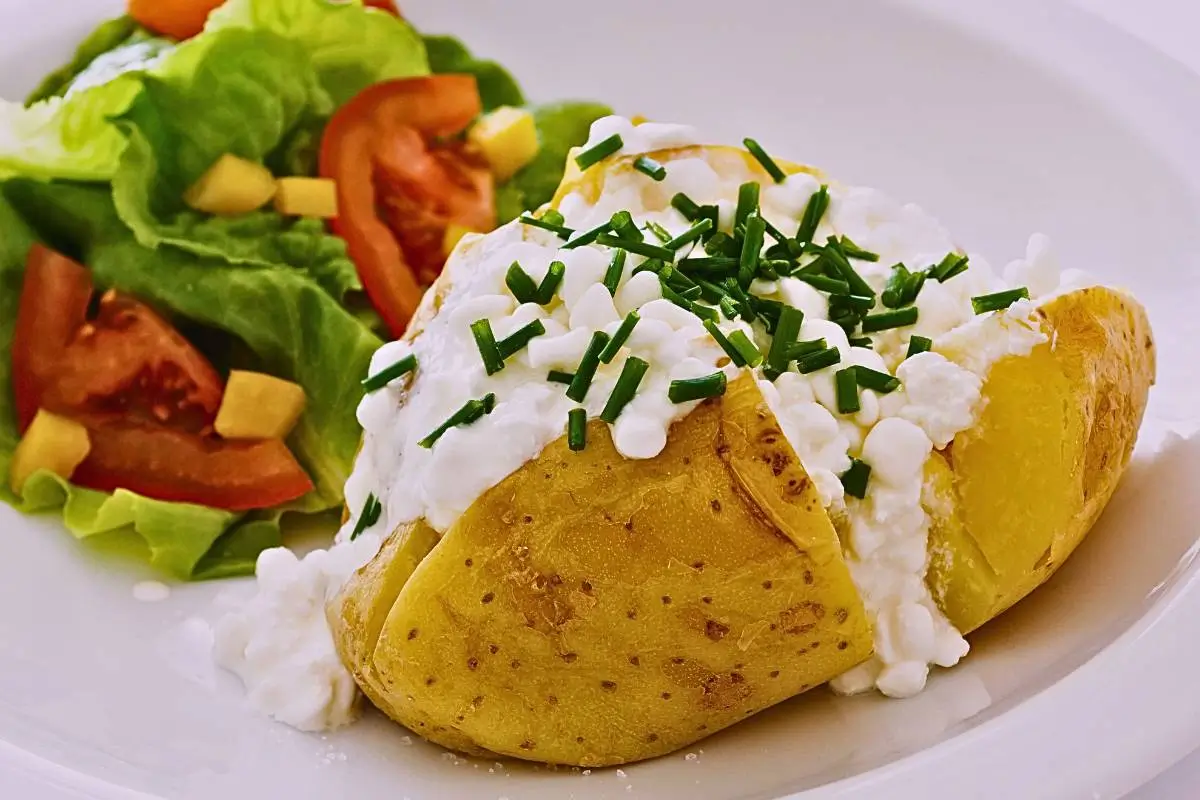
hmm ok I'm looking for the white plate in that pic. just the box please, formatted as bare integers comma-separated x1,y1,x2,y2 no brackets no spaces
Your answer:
2,1,1199,798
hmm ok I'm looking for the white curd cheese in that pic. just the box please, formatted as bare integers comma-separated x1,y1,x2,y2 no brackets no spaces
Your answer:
217,117,1086,727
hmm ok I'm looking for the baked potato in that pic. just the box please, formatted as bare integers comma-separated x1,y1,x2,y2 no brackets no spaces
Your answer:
329,125,1155,766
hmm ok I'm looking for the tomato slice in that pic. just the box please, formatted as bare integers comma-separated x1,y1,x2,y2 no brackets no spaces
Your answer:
11,245,94,433
320,76,492,338
364,0,402,13
72,421,314,512
127,0,225,41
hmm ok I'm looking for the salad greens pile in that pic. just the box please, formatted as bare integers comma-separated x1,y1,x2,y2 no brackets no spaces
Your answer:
0,0,611,579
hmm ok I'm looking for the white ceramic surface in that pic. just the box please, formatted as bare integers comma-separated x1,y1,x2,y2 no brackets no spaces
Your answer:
1,1,1199,798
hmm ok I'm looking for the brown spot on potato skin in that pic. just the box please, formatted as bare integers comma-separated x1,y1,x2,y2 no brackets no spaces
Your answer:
662,596,673,605
481,592,495,604
561,652,579,663
407,628,419,640
646,733,659,743
520,740,535,751
762,580,773,589
769,670,780,678
661,692,672,700
601,681,618,692
710,499,722,512
629,655,641,667
705,620,730,641
467,657,479,671
489,644,500,654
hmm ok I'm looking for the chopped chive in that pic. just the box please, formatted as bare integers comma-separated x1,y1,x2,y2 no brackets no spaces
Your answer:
519,213,574,238
665,218,713,250
728,329,764,366
610,210,644,242
760,216,790,247
632,257,667,277
361,354,416,392
350,494,382,540
903,270,928,305
705,231,739,257
796,273,851,295
697,204,720,236
835,367,860,414
645,220,672,244
599,311,641,363
743,138,786,183
470,318,505,375
562,221,613,250
757,260,784,281
659,263,695,288
505,262,539,303
971,287,1030,314
568,408,588,451
766,304,805,372
823,238,876,298
795,185,830,244
838,235,880,262
547,370,575,384
722,279,756,323
566,331,611,402
696,278,728,304
849,336,873,348
703,320,747,367
669,371,728,404
734,182,760,233
575,133,624,170
595,234,673,261
676,285,703,301
633,155,667,181
855,366,901,394
542,209,566,227
834,294,876,312
750,296,784,333
679,256,739,274
599,356,650,423
662,282,717,321
603,249,627,296
840,458,871,499
796,346,842,374
738,213,766,287
497,320,546,359
719,295,741,320
861,306,919,333
906,335,933,358
671,192,702,221
419,393,497,448
535,261,566,305
930,252,969,283
881,264,912,309
785,338,827,360
689,302,719,322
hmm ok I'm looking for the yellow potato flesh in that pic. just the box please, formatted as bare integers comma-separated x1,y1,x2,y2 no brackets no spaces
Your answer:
332,375,871,766
926,286,1155,633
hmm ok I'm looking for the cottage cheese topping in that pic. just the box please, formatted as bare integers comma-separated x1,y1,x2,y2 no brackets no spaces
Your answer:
217,117,1081,727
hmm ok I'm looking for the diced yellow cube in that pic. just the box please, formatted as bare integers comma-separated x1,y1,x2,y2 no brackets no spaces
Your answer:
9,410,90,495
468,106,539,182
183,154,277,216
630,115,650,126
442,224,479,256
214,371,308,441
274,178,339,219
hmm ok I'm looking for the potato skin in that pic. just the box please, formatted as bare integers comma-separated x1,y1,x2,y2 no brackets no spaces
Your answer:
926,286,1155,633
331,375,872,766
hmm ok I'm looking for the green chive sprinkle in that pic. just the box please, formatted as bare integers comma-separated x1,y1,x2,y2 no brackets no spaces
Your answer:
633,155,667,181
861,306,919,333
904,271,928,305
836,294,877,312
563,221,613,250
795,185,830,244
930,252,969,283
785,338,827,360
703,320,747,367
603,249,627,296
838,235,880,262
350,494,382,541
633,258,667,277
506,262,539,304
738,213,766,287
735,182,761,233
600,311,640,363
881,264,912,308
568,408,587,451
497,320,546,359
766,304,805,372
600,356,650,423
470,319,505,375
854,366,901,394
728,329,764,366
971,287,1030,314
797,273,851,295
361,354,416,392
840,458,871,499
520,213,574,238
671,192,702,221
823,238,876,298
676,285,703,301
696,278,728,304
645,220,672,244
849,336,874,349
542,209,566,227
669,371,728,404
679,256,738,274
665,218,713,250
719,295,741,320
547,370,575,384
796,346,842,374
705,231,739,257
566,331,611,402
575,133,624,170
760,216,790,247
835,367,860,414
419,393,497,448
751,296,785,333
743,138,787,183
906,335,933,358
698,204,720,236
610,210,644,242
535,261,566,305
722,279,757,323
689,302,720,322
595,234,673,261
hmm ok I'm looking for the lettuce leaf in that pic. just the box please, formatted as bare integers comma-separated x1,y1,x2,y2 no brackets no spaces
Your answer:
24,16,142,105
423,34,525,111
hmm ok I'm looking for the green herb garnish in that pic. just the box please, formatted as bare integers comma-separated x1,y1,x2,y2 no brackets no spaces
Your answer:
645,220,672,244
855,366,901,394
520,213,574,238
669,371,728,404
610,210,644,242
548,370,575,384
860,306,919,333
728,329,764,366
703,320,747,367
796,273,851,295
738,213,766,287
497,320,546,359
785,338,827,360
566,331,612,402
470,318,505,375
671,192,702,221
600,311,641,363
795,184,829,244
796,346,842,374
835,367,860,414
734,181,760,233
743,138,786,183
568,408,588,451
419,393,497,448
633,155,667,181
665,218,713,251
766,304,805,373
350,494,383,541
563,221,613,250
535,261,566,305
823,237,876,298
906,335,933,358
575,133,624,170
881,264,912,309
603,249,627,296
600,356,650,423
361,354,416,392
838,235,879,262
971,287,1030,314
596,234,673,261
505,262,539,304
849,336,873,348
840,458,871,499
930,252,969,283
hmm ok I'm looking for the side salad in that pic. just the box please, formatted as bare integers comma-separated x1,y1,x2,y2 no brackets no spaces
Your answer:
0,0,610,579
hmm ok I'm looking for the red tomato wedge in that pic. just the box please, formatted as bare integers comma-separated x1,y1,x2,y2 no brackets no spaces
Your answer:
127,0,225,41
72,422,314,512
320,75,494,338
